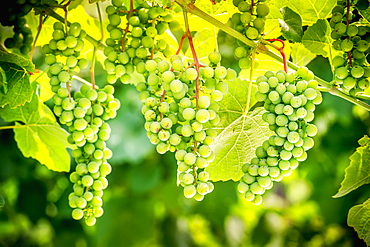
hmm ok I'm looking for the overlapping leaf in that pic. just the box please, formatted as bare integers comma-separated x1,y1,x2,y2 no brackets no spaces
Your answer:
290,43,316,66
0,62,33,108
269,0,337,26
279,7,303,42
0,46,35,72
348,198,370,246
206,79,273,182
302,19,332,57
0,94,73,172
333,136,370,198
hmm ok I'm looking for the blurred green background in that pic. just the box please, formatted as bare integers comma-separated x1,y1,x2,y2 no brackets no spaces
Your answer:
1,5,370,247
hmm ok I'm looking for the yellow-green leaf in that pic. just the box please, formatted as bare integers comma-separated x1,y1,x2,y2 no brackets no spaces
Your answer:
0,94,73,172
0,62,33,108
348,198,370,245
333,135,370,198
206,78,273,181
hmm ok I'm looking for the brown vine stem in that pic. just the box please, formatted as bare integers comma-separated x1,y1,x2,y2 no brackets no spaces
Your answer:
264,39,288,73
183,10,201,108
30,13,44,62
345,0,353,67
178,7,201,181
176,34,187,55
90,2,104,89
245,51,256,114
63,1,71,35
121,0,134,52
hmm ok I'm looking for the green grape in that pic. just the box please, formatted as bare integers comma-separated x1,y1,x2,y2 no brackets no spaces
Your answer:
183,185,197,198
351,65,364,78
246,27,259,40
208,51,222,64
340,39,353,52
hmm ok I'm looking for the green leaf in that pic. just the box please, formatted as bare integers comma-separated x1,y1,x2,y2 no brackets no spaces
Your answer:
185,29,217,63
269,0,337,26
0,94,73,172
206,79,274,182
0,62,33,108
68,0,84,10
290,43,317,66
0,46,35,73
333,135,370,198
302,19,332,57
30,70,54,102
348,198,370,245
239,43,292,80
357,0,370,22
279,6,303,42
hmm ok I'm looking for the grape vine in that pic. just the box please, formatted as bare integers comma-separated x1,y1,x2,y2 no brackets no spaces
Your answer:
0,1,370,243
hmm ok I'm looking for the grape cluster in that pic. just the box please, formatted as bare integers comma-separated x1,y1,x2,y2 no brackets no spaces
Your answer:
330,1,370,95
230,0,269,70
103,0,173,84
135,51,236,200
57,84,119,226
43,22,120,225
1,0,39,55
238,67,322,205
42,21,89,93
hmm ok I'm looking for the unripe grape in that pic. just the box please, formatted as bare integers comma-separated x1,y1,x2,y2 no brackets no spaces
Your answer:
208,51,221,64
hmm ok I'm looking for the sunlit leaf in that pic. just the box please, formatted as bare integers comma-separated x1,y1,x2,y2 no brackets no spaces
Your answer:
185,28,217,63
269,0,337,26
333,136,370,198
30,70,54,102
206,78,273,181
348,198,370,245
0,46,35,72
290,43,316,66
239,43,293,80
302,19,332,57
0,94,73,172
0,62,33,108
279,6,303,42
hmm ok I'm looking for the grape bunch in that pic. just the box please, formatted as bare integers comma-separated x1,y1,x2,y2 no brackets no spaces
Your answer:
237,67,322,205
1,0,37,55
330,1,370,95
229,0,269,70
135,51,236,200
103,0,174,84
43,21,120,225
42,21,89,93
60,84,119,226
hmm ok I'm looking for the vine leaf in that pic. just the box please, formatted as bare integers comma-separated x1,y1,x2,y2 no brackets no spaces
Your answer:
302,19,332,57
348,198,370,245
290,43,317,66
269,0,337,26
0,45,35,72
0,93,73,172
357,0,370,22
333,136,370,198
185,28,216,63
206,79,273,182
279,6,303,42
0,62,33,108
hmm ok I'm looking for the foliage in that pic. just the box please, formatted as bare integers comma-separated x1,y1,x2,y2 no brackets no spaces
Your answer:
0,0,369,245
